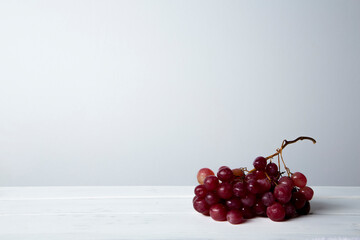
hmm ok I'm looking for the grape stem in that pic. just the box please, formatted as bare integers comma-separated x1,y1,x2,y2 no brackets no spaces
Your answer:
247,136,316,177
265,136,316,160
266,136,316,177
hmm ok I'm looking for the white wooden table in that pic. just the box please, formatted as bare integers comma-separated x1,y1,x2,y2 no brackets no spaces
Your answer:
0,186,359,239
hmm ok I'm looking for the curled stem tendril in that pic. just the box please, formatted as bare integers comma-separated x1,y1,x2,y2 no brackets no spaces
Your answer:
265,136,316,160
248,136,316,177
266,136,316,177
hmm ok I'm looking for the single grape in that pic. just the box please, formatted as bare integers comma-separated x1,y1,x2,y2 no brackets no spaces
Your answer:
257,178,271,193
253,199,266,216
283,202,297,219
261,192,275,207
253,156,267,170
217,182,233,199
217,167,234,182
297,201,310,215
226,197,242,210
210,203,227,221
245,172,257,182
233,181,248,198
278,176,294,188
197,168,215,184
193,197,210,215
291,192,307,209
232,168,245,178
204,175,219,191
247,180,260,194
241,193,256,207
240,206,255,219
266,162,278,177
218,166,229,171
266,202,286,221
291,172,307,188
205,191,220,206
300,186,314,200
254,170,266,180
227,209,245,224
194,185,207,198
274,184,292,204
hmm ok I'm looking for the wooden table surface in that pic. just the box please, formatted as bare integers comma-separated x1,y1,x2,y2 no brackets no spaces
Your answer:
0,186,359,239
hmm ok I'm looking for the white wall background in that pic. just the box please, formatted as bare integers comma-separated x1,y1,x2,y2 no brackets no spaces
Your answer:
0,0,359,186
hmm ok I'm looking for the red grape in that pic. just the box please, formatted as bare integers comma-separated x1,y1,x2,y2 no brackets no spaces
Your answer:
241,193,256,207
283,202,297,219
278,176,294,188
233,181,247,198
217,182,233,199
205,191,220,205
226,197,243,210
241,206,255,219
210,203,227,221
253,199,266,216
291,172,307,188
194,185,207,198
291,192,306,209
227,209,245,224
274,184,292,204
266,162,278,176
257,178,271,193
254,170,267,180
253,156,267,170
197,168,215,184
218,166,229,171
267,202,285,221
217,167,234,182
261,192,275,207
300,186,314,201
297,201,310,215
204,175,219,191
245,172,256,182
193,197,210,215
247,180,260,194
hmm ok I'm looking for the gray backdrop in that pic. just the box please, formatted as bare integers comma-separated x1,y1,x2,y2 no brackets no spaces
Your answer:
0,0,359,186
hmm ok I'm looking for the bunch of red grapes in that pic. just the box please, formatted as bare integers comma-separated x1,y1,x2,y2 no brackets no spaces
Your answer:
193,137,316,224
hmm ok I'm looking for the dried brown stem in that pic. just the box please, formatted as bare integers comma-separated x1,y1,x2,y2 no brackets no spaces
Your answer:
246,136,316,175
265,136,316,160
